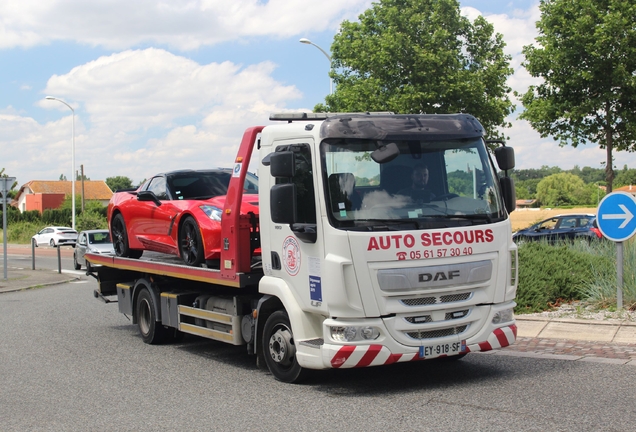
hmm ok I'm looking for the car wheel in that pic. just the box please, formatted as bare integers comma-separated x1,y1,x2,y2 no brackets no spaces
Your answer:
112,213,143,259
50,239,56,247
73,254,81,270
179,216,204,267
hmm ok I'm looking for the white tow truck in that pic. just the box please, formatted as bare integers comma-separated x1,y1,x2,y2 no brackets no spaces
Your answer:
89,112,518,383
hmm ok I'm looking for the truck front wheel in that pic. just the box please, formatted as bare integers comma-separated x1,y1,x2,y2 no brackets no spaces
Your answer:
262,310,307,383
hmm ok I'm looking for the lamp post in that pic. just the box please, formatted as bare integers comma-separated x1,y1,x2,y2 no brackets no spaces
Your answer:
299,38,333,95
46,96,76,230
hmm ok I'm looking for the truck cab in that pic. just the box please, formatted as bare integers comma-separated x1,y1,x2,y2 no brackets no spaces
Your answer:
255,113,518,381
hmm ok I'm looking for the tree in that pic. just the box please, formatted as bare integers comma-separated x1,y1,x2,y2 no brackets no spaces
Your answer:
536,172,588,206
317,0,514,141
614,166,636,188
59,174,67,181
106,176,134,192
518,0,636,193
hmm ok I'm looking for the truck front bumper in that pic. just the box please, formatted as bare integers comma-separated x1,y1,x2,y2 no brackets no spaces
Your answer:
295,302,517,370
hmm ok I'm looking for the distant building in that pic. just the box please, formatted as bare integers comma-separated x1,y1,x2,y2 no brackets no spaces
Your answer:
516,199,538,209
13,180,113,213
613,185,636,196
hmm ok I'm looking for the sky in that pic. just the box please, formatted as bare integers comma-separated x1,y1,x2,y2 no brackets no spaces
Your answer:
1,0,632,188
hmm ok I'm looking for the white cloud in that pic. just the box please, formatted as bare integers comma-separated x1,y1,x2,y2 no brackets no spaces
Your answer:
10,48,305,185
0,0,373,50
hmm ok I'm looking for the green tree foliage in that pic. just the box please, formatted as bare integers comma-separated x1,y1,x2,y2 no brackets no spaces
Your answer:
519,0,636,193
318,0,514,141
613,166,636,188
105,176,133,192
535,172,602,206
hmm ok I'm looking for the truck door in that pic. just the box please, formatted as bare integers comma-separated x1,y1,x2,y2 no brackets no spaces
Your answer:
267,141,327,312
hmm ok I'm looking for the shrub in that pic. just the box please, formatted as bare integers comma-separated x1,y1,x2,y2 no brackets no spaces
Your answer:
76,211,108,231
515,240,612,313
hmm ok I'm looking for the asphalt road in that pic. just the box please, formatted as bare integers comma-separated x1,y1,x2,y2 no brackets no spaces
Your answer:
1,280,635,431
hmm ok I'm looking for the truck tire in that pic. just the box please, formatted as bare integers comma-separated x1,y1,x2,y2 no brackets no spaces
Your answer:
112,213,143,259
262,310,307,383
136,287,171,344
179,216,204,267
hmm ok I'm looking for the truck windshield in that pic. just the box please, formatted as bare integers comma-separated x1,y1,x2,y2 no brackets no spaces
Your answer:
321,138,506,230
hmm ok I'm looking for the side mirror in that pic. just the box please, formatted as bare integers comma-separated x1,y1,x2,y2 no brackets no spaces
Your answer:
499,176,516,213
270,184,296,224
494,146,515,171
270,152,296,178
137,190,162,206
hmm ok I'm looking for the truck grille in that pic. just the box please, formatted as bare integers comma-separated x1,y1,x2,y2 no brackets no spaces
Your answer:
406,325,468,340
400,292,471,306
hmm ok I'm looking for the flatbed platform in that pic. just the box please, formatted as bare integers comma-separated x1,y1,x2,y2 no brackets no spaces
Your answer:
86,252,263,288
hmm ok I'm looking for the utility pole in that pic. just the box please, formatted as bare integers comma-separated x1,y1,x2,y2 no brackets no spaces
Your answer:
81,165,85,212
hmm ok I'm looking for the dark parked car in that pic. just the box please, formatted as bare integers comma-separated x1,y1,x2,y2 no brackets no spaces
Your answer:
512,214,602,243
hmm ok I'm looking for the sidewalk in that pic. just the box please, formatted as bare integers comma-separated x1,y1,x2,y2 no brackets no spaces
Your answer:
515,315,636,345
0,267,79,293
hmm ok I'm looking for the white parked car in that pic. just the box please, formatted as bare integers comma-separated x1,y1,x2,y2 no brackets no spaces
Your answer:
74,230,114,270
32,226,78,247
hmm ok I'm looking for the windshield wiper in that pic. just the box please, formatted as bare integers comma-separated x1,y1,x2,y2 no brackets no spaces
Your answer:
438,213,494,224
351,219,420,231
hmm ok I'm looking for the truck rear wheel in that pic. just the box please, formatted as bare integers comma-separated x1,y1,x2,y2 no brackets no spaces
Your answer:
262,310,307,383
136,287,171,344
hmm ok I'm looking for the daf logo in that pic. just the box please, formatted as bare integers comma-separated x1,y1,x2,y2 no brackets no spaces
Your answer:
419,270,460,282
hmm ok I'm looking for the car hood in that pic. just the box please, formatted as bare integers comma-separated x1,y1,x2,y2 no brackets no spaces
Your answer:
87,244,116,254
205,194,259,214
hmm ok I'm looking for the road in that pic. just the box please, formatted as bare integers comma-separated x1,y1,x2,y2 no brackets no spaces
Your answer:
1,279,635,431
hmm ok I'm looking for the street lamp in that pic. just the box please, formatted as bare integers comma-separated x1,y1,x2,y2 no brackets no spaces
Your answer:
299,38,333,95
46,96,76,230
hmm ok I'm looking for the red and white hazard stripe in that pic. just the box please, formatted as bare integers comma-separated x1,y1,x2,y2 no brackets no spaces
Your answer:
328,324,517,369
465,324,517,353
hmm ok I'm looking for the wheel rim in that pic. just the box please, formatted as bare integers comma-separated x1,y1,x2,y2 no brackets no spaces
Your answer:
112,217,126,255
180,221,200,265
138,297,151,336
50,239,55,247
268,324,296,369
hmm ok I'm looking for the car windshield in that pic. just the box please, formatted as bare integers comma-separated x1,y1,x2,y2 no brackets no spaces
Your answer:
168,171,258,200
321,138,506,230
89,232,111,244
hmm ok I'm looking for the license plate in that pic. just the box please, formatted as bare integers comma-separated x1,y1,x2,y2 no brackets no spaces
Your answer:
419,340,465,358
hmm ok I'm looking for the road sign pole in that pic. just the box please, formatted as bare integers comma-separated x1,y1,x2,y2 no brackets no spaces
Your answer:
616,242,623,310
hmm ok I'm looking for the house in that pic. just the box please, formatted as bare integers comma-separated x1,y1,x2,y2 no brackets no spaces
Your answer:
612,185,636,196
14,180,113,213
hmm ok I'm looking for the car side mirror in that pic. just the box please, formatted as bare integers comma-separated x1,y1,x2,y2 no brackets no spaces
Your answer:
137,190,162,206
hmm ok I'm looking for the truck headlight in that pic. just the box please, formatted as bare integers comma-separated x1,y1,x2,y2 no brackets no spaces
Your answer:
331,326,380,342
200,205,222,221
492,308,514,325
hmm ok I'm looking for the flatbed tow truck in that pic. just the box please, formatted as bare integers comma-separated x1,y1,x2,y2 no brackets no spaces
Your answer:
88,112,519,383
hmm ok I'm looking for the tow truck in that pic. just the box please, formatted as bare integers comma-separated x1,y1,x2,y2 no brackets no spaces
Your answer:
89,112,518,383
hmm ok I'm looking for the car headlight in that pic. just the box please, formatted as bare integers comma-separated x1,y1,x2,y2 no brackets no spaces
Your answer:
200,205,222,221
492,308,514,325
330,326,381,342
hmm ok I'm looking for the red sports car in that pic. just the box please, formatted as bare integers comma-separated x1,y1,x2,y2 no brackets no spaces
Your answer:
107,168,259,267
